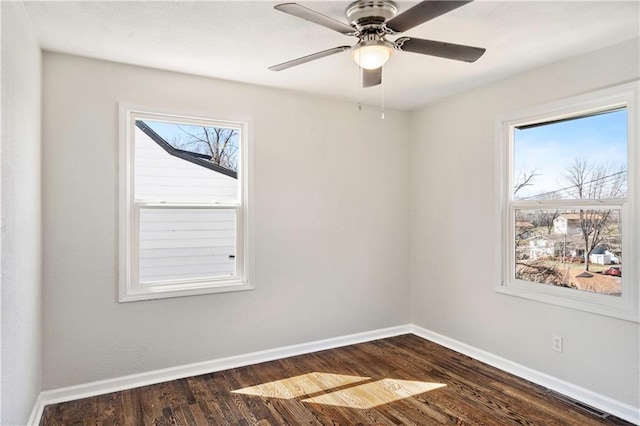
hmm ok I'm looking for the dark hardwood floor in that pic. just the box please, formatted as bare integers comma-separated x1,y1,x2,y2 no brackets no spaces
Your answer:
41,334,633,425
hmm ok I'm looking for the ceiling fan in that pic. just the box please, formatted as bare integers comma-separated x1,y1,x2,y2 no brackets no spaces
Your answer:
269,0,486,88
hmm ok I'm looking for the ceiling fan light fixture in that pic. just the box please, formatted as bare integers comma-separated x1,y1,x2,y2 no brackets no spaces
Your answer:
270,0,486,88
352,42,393,70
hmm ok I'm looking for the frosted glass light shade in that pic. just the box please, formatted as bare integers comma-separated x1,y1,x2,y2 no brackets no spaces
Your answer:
352,44,392,70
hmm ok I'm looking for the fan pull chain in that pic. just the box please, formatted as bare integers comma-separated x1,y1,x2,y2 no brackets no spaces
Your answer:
357,62,363,112
380,74,385,119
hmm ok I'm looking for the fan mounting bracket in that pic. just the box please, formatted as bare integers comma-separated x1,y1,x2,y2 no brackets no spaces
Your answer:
346,0,398,31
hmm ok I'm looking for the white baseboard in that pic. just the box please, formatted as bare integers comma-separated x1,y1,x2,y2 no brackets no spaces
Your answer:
27,393,44,426
28,324,411,425
29,324,639,425
410,325,639,425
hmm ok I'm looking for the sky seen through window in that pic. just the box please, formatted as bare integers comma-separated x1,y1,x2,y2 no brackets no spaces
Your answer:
513,109,627,199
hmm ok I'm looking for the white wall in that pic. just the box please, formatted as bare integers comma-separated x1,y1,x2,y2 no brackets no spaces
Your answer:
410,38,639,408
0,2,43,424
41,53,411,389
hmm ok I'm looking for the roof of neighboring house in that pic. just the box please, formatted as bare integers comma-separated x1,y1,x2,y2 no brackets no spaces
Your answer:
529,235,554,242
515,221,535,229
557,213,582,220
557,212,604,221
136,120,237,179
529,233,584,244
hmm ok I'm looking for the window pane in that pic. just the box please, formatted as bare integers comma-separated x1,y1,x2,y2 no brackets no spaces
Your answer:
134,119,239,203
514,209,622,296
142,119,239,171
139,207,237,283
513,109,627,200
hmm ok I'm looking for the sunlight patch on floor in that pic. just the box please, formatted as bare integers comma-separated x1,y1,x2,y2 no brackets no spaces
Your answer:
231,372,369,399
302,378,446,409
232,372,446,409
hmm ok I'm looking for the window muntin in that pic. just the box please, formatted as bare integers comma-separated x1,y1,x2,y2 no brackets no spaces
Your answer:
497,83,638,322
120,107,251,301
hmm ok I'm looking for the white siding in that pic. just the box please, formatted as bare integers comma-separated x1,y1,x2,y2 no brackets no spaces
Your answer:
590,254,611,265
139,208,236,283
134,127,237,203
553,217,568,234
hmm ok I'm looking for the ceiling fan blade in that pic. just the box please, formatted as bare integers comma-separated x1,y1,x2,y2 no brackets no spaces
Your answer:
269,46,351,71
395,37,485,62
385,1,472,33
363,67,382,88
274,3,356,35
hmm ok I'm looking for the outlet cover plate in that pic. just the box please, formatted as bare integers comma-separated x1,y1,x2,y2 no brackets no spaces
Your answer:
552,335,563,352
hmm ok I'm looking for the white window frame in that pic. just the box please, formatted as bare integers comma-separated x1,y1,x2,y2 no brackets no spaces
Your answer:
496,82,639,322
119,104,253,302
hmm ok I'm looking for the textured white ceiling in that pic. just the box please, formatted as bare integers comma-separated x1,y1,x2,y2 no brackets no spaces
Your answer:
24,1,640,110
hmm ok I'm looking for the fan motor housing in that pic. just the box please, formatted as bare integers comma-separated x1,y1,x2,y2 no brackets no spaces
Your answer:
346,0,398,29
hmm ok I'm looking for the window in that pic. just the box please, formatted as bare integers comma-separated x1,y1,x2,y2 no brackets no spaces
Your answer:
496,83,638,321
119,106,251,301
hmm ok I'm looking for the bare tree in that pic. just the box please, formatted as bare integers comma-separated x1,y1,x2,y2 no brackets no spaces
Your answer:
516,260,569,287
544,210,559,235
526,209,559,235
172,126,239,171
513,168,539,196
561,158,626,272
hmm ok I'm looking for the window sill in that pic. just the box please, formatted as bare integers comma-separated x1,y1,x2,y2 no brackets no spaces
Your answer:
119,279,254,302
495,283,639,323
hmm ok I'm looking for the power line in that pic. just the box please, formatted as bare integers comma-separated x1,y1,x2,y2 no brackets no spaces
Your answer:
517,170,626,201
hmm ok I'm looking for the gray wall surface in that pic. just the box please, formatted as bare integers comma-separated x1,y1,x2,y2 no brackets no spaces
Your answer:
41,52,411,389
410,38,639,408
1,2,43,424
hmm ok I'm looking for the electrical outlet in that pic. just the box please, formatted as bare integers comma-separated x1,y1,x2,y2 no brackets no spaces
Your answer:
552,335,563,352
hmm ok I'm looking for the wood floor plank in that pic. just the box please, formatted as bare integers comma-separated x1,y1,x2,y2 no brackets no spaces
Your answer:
40,335,634,425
